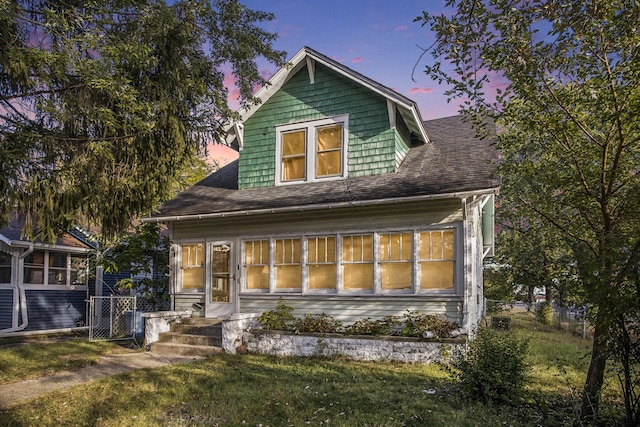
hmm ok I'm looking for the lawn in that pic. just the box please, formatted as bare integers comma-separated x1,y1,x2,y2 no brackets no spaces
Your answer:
0,315,625,426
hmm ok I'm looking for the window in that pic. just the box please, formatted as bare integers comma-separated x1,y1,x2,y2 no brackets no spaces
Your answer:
23,250,87,286
0,252,11,284
245,240,270,290
341,234,373,290
379,233,413,290
241,229,456,294
180,243,204,290
308,236,336,290
419,231,455,290
276,115,348,184
275,238,302,290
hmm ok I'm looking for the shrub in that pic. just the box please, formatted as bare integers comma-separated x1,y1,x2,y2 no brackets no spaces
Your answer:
401,310,459,338
293,313,343,334
535,302,552,325
257,298,294,330
453,327,530,405
344,317,394,336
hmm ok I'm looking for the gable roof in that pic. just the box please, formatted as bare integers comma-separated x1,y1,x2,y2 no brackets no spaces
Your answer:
0,214,92,251
147,115,500,222
226,46,430,149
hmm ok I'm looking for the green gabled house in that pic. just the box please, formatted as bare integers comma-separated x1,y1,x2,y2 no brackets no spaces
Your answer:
145,47,500,337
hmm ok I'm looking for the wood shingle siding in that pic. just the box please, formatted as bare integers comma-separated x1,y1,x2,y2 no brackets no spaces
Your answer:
238,63,397,189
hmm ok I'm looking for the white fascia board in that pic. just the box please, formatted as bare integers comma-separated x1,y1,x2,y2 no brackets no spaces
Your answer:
143,187,500,224
224,47,431,144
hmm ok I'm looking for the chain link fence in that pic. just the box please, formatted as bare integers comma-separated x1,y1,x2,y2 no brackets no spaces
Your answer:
484,299,591,339
88,296,139,341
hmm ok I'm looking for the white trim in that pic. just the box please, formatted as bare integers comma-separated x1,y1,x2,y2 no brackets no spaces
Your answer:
275,115,349,186
387,99,397,129
144,188,500,224
306,57,315,84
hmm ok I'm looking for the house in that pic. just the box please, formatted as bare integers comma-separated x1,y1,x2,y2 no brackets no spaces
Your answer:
144,47,500,336
0,214,92,335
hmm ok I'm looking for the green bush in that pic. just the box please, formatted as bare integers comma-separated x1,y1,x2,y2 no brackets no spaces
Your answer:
257,298,295,330
535,302,552,325
401,310,459,338
453,327,530,405
344,317,394,336
293,313,343,334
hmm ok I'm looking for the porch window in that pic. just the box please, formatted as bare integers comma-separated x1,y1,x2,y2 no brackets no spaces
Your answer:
307,236,336,290
275,238,301,290
379,233,413,290
245,240,270,290
419,230,455,290
341,234,373,290
180,243,204,290
0,252,11,284
23,250,88,286
276,115,347,185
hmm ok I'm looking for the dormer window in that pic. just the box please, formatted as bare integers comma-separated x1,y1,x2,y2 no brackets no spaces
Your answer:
276,115,348,185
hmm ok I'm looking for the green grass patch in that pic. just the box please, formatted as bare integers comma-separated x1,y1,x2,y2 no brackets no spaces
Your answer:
0,314,626,426
0,335,132,385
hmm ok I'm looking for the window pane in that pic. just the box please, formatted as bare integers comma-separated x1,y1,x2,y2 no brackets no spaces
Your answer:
317,124,342,150
24,251,44,284
343,264,373,290
246,240,268,265
308,237,336,263
276,265,301,288
421,262,454,289
309,264,336,289
442,231,454,259
381,263,412,290
246,265,269,289
342,235,372,262
0,252,10,283
380,233,412,261
182,268,204,289
70,256,87,285
50,252,66,268
181,244,204,290
282,156,305,181
282,130,306,156
316,151,342,177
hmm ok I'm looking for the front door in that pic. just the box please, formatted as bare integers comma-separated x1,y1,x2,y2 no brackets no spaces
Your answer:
205,242,235,318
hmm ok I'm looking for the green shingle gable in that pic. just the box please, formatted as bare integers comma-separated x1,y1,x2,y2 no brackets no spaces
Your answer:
238,62,411,189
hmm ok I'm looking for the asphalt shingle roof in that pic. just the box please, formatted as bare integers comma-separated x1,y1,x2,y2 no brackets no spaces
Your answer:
152,115,500,219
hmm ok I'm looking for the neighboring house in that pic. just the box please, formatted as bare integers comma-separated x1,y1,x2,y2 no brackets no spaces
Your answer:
144,47,500,335
0,214,92,335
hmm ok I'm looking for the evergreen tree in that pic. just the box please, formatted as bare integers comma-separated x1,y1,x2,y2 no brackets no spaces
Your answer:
0,0,285,241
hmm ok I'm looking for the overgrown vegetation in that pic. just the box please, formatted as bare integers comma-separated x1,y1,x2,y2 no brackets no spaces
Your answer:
258,302,460,339
452,327,530,405
0,312,627,426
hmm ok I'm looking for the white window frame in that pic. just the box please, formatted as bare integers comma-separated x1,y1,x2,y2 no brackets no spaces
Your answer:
22,249,88,290
239,226,461,296
275,115,349,185
175,241,206,294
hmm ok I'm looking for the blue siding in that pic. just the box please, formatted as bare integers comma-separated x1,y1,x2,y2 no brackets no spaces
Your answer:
102,272,130,296
23,289,88,332
0,289,14,329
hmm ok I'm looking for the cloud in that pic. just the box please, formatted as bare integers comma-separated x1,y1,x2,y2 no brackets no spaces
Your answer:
279,24,302,37
408,87,434,95
352,57,364,63
395,25,408,31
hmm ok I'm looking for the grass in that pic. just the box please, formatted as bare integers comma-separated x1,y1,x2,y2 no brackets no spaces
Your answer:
0,314,625,426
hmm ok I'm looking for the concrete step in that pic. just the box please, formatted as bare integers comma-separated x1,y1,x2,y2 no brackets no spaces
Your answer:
151,342,223,357
171,323,222,336
157,332,222,347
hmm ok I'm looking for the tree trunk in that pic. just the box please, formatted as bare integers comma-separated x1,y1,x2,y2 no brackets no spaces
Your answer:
579,318,608,423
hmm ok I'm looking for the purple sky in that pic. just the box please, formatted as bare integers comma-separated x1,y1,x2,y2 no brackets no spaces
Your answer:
233,0,461,120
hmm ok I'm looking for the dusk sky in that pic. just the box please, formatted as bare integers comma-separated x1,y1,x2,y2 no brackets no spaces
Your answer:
237,0,459,120
214,1,461,164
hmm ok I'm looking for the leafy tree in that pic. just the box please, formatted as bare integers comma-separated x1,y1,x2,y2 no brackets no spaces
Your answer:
417,1,640,423
98,222,169,311
0,0,285,241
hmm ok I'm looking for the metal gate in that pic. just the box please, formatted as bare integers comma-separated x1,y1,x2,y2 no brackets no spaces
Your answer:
88,296,138,341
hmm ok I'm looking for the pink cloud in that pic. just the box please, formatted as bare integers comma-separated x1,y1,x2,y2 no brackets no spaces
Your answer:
408,87,434,95
279,24,302,37
352,57,364,63
395,25,408,31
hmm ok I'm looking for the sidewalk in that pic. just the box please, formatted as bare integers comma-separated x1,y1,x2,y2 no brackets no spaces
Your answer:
0,352,203,409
